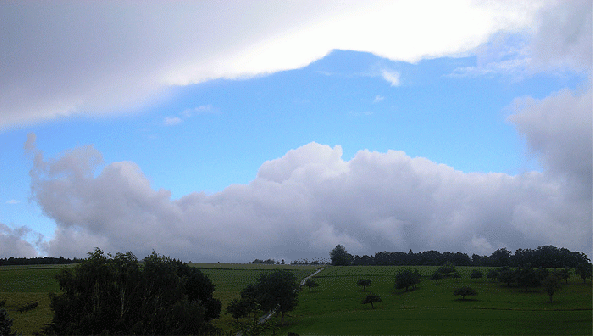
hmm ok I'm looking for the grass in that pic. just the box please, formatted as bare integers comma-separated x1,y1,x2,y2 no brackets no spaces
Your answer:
0,265,69,335
277,266,592,335
2,263,590,335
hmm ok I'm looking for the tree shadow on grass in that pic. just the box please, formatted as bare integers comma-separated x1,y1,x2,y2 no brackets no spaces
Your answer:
454,298,480,302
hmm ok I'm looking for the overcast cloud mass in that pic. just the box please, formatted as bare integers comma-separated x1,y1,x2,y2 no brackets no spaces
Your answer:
1,1,591,261
26,81,592,260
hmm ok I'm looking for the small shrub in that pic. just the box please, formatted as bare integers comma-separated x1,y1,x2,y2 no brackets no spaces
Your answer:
486,269,498,281
470,270,483,279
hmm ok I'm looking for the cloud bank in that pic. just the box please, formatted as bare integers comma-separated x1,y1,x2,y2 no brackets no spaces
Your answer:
0,223,39,258
2,0,585,129
24,87,591,261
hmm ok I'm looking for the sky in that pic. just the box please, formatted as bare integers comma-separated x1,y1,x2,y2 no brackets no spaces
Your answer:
0,0,591,262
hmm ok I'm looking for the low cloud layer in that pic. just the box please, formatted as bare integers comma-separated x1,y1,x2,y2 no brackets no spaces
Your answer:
25,87,592,261
0,223,39,258
2,1,586,130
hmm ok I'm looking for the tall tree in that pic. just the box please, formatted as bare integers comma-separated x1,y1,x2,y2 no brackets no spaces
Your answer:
361,294,382,309
330,245,353,266
252,269,299,324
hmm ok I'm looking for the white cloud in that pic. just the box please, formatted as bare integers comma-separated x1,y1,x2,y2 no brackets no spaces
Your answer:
0,1,557,130
164,116,183,126
25,105,592,260
0,223,39,258
5,200,19,205
381,70,401,86
373,95,384,103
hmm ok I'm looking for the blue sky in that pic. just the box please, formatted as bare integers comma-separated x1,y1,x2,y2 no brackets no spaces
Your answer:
1,1,591,262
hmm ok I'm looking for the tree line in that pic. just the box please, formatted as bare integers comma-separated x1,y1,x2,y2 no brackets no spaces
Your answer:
0,256,79,266
330,245,590,268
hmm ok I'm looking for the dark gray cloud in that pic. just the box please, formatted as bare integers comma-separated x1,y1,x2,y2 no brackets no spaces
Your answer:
27,100,592,261
0,223,39,258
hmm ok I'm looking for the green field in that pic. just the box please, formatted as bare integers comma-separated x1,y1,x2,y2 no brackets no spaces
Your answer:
277,266,592,335
0,264,68,335
1,263,591,335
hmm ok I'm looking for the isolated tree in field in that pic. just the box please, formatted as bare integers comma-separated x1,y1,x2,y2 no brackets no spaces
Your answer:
453,286,477,300
557,267,570,284
395,268,421,291
516,266,541,292
304,278,319,291
357,279,372,291
45,248,221,335
470,269,483,279
542,273,562,303
486,269,499,281
330,245,353,266
252,269,299,324
575,263,592,284
497,267,516,286
361,294,382,309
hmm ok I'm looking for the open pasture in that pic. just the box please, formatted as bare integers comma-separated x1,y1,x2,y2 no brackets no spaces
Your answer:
0,265,68,334
279,266,592,335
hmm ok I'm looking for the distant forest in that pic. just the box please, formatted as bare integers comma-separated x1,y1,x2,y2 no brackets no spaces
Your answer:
341,245,590,268
0,256,79,266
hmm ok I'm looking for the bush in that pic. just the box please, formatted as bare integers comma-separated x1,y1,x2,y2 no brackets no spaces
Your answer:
486,269,499,281
470,270,483,279
0,302,16,336
431,262,459,280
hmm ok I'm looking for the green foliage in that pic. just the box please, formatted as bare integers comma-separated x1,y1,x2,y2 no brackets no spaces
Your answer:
252,269,300,322
0,300,17,336
395,268,421,291
357,279,371,291
486,268,499,281
557,267,570,284
44,248,221,335
330,245,353,266
575,262,592,283
453,286,477,300
542,273,562,303
516,266,542,291
470,269,483,279
497,267,516,286
431,262,460,280
361,294,382,309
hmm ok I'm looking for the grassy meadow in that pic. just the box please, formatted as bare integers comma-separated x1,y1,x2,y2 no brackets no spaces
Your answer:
277,266,592,335
1,263,591,335
0,264,67,335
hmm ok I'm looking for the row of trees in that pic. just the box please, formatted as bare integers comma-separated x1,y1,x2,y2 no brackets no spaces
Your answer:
43,248,221,335
330,245,590,268
0,256,78,266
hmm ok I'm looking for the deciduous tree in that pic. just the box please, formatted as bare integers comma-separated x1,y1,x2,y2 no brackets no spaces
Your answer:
357,279,371,291
330,245,353,266
361,294,382,309
395,268,421,291
453,286,477,300
542,274,562,303
45,248,220,335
